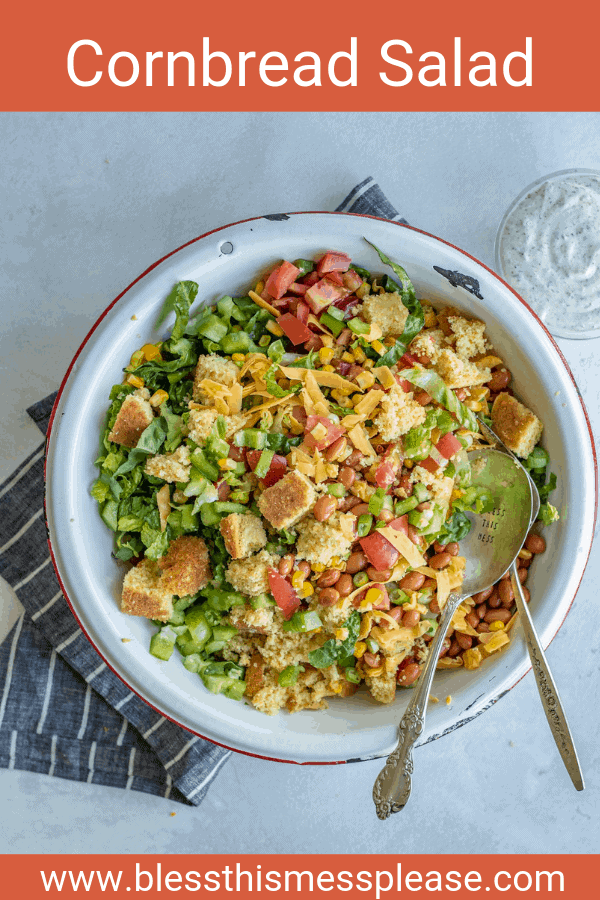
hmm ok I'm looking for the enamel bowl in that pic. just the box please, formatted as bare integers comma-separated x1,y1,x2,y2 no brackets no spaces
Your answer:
45,213,596,764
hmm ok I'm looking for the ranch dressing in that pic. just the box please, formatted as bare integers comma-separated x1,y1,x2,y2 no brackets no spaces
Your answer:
497,170,600,339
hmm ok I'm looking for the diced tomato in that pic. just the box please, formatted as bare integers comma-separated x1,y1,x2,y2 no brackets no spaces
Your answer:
290,404,307,426
227,443,245,462
246,451,288,486
267,569,300,620
278,313,312,346
216,480,231,501
303,415,345,451
400,352,418,367
270,298,291,312
304,333,324,351
332,294,360,315
419,456,440,475
287,282,308,296
342,269,363,292
295,300,310,324
395,375,413,393
317,252,352,275
305,278,345,314
375,459,397,488
435,432,462,460
389,515,409,535
359,532,400,570
324,271,345,287
265,261,301,300
303,271,320,287
346,364,364,381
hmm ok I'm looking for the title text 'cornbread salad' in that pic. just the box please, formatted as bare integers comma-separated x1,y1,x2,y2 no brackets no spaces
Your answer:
92,245,558,714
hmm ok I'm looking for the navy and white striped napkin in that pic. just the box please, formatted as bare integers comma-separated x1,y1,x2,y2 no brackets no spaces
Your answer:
0,178,402,802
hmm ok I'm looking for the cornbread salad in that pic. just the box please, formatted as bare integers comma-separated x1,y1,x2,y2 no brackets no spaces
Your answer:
92,245,559,715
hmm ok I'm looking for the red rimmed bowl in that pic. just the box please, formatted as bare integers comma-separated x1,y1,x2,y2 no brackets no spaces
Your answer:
45,212,596,764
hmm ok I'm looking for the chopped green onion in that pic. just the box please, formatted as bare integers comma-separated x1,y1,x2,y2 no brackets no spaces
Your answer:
254,448,275,479
327,483,347,498
394,495,419,516
319,312,346,336
234,428,268,450
282,610,323,633
365,638,379,653
294,259,315,277
368,487,386,516
357,514,373,537
353,571,370,588
345,667,361,684
348,317,370,335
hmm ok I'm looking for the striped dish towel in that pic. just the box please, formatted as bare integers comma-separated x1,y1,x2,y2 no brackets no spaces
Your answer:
0,177,403,802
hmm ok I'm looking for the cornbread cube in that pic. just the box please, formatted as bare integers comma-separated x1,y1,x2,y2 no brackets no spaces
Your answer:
220,513,267,559
373,384,426,442
434,348,491,389
365,671,397,704
193,354,239,402
243,651,265,699
228,605,274,635
257,470,316,530
187,408,246,445
157,535,211,598
360,291,409,337
121,559,173,622
409,328,445,363
295,512,355,567
447,316,489,360
491,392,543,458
108,388,154,448
226,550,280,597
144,445,191,483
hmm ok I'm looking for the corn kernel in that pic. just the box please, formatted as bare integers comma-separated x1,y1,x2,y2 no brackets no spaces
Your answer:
335,628,347,640
232,353,245,362
451,488,464,499
291,571,306,588
150,389,169,408
300,582,314,598
424,310,437,328
126,375,144,388
340,351,353,363
371,340,385,356
354,641,366,659
518,548,533,560
322,364,335,373
355,371,375,390
218,458,236,470
255,280,265,294
464,400,483,411
352,346,366,363
489,621,505,632
141,343,162,361
332,683,343,693
312,562,326,573
320,334,334,348
384,336,396,346
319,347,334,364
365,587,383,605
404,459,414,469
364,359,374,370
266,320,284,337
331,387,352,400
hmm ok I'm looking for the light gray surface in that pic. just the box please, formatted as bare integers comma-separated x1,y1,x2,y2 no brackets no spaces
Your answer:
1,111,598,853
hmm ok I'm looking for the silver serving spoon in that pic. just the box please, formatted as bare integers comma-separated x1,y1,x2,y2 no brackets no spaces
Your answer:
373,446,584,820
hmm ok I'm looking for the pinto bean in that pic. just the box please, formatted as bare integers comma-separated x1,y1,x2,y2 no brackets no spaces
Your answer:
447,639,461,658
399,571,426,592
336,328,353,347
484,608,511,624
336,574,354,597
455,388,468,401
429,552,452,569
296,561,312,579
402,610,421,628
318,588,340,607
523,588,531,603
488,368,512,392
339,465,356,488
456,632,472,651
345,551,367,574
324,436,347,462
476,622,490,634
408,525,423,547
367,567,392,582
350,502,371,517
397,661,421,685
476,603,488,619
525,533,546,554
487,589,502,609
363,652,381,668
466,611,480,630
472,587,494,604
377,509,395,523
317,569,341,588
397,474,413,497
278,554,295,577
313,495,337,522
433,541,446,553
423,577,437,590
429,598,441,615
498,580,514,606
338,495,362,512
446,542,459,556
438,638,451,658
345,448,363,468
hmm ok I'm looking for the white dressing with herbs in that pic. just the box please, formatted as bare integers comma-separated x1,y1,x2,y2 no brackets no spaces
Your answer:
498,172,600,338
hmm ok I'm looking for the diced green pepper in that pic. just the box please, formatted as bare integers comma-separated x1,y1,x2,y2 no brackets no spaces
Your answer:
357,514,373,537
348,317,370,335
254,448,274,479
184,607,211,647
282,610,323,633
327,483,347,498
345,667,361,684
319,312,346,336
149,628,176,661
394,496,419,516
293,258,315,276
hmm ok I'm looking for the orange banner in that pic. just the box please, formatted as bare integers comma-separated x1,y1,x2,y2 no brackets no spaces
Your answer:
3,854,597,898
2,0,598,111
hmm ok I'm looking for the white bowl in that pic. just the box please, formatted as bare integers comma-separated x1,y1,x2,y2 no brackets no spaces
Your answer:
45,213,597,764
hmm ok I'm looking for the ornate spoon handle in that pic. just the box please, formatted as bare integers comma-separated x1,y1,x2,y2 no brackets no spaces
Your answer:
373,592,462,819
510,566,584,791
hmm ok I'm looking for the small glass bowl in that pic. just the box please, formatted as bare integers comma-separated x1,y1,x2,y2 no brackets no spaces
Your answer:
495,168,600,341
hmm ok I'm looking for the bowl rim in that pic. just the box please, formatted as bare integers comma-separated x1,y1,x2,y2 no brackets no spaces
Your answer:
494,167,600,341
43,210,598,766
